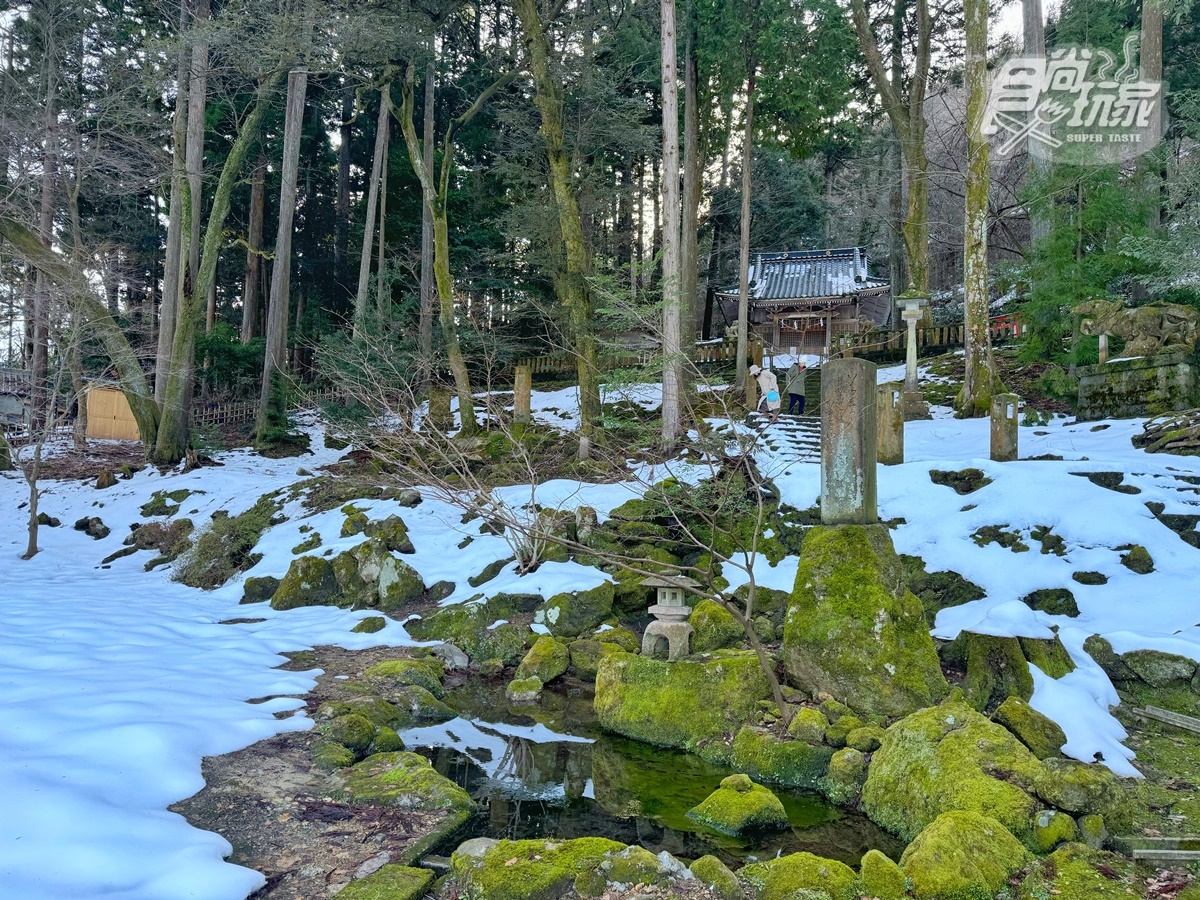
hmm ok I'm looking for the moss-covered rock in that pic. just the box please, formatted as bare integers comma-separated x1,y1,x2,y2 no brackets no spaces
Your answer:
316,695,413,731
690,599,744,652
340,509,369,537
962,632,1034,712
322,714,376,754
824,715,864,748
270,555,342,610
291,532,321,554
566,639,622,681
1083,634,1135,682
783,525,948,718
846,724,885,752
452,837,625,900
994,696,1066,759
141,488,193,517
600,845,673,888
534,583,615,638
1020,588,1080,617
387,684,456,722
1031,808,1078,853
900,554,987,627
861,696,1093,844
819,747,867,804
730,726,833,789
336,864,432,900
405,602,530,665
241,575,280,603
312,741,356,771
689,855,744,900
929,468,993,495
363,514,415,553
1021,635,1076,679
1076,813,1107,849
1120,544,1154,574
739,852,857,900
506,676,543,703
365,657,445,697
1122,649,1197,687
1071,569,1108,586
900,811,1030,900
686,774,788,835
594,651,770,763
595,626,639,652
859,849,905,900
352,615,386,634
370,726,405,753
352,538,426,611
787,707,829,744
516,635,571,684
468,557,511,587
1016,843,1141,900
336,751,475,811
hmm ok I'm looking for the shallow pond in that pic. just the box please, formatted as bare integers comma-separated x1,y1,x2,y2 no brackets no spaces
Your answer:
400,679,904,868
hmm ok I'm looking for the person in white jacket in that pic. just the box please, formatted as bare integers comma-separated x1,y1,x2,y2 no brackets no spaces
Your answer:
749,364,781,422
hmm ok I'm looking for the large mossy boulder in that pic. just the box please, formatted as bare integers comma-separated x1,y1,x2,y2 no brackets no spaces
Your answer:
347,537,425,611
690,856,744,900
594,650,770,763
862,695,1127,845
336,751,475,812
365,657,446,697
686,774,789,835
689,599,744,652
533,583,615,638
900,811,1030,900
1122,648,1198,687
1016,843,1143,900
994,696,1066,759
962,632,1035,711
859,849,905,900
363,514,415,553
516,635,571,684
451,837,625,900
731,727,833,789
783,525,948,718
270,555,342,609
405,602,530,665
739,852,858,900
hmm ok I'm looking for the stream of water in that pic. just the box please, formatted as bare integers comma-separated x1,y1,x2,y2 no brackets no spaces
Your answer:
400,679,904,868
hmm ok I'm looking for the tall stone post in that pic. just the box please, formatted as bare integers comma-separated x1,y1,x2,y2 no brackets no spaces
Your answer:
899,291,931,421
513,365,532,436
428,386,453,432
990,393,1020,462
821,358,878,524
877,381,904,465
1098,333,1109,364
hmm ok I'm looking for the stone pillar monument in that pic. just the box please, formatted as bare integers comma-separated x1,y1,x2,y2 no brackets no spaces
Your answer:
877,382,904,466
899,291,932,420
990,393,1020,462
821,358,878,524
513,365,532,434
428,387,453,432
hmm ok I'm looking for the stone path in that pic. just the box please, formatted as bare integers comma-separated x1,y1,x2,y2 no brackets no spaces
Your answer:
714,413,822,464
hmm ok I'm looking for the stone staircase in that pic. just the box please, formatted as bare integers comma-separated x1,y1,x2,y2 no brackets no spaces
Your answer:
713,412,822,464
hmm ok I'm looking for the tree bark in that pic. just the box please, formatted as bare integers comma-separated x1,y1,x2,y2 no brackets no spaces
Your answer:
187,0,209,327
959,0,1003,417
257,63,309,441
335,86,352,289
511,0,601,450
735,63,756,393
1023,0,1050,247
418,58,436,364
681,11,701,348
353,91,389,338
660,0,684,443
375,109,389,318
240,153,265,343
1141,0,1163,231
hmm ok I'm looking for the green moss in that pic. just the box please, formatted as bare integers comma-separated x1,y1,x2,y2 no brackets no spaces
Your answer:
353,538,426,612
846,725,885,752
316,696,412,730
1021,635,1077,679
783,525,948,718
731,726,833,788
506,676,543,703
819,747,867,804
270,555,343,610
364,514,415,553
1120,544,1154,574
994,696,1066,759
1030,525,1067,556
900,553,987,627
1016,843,1141,900
321,714,376,753
534,583,614,638
900,811,1030,900
370,726,405,753
1123,649,1197,686
452,837,625,900
387,684,456,721
929,468,993,495
1083,634,1135,681
824,715,864,748
516,635,570,684
1072,570,1108,585
1076,813,1106,849
971,524,1030,552
566,639,621,681
1031,808,1078,853
739,852,857,900
787,707,829,743
686,774,789,835
689,856,744,899
962,633,1034,712
468,557,510,587
340,510,369,537
859,849,905,900
595,626,639,652
405,602,530,665
365,657,445,697
240,575,279,604
336,864,432,900
140,489,194,517
312,741,356,771
1020,588,1080,617
594,651,770,763
689,598,744,652
175,492,281,589
291,532,321,554
601,844,670,887
352,616,386,634
336,751,475,811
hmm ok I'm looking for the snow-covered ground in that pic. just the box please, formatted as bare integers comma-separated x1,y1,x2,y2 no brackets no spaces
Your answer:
3,387,1200,896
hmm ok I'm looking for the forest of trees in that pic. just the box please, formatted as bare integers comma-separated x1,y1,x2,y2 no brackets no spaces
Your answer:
1,0,1199,462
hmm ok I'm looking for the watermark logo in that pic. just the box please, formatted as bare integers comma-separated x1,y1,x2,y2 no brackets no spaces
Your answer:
982,33,1164,165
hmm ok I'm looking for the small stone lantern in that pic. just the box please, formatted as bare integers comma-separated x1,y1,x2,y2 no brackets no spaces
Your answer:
898,289,932,421
640,575,700,662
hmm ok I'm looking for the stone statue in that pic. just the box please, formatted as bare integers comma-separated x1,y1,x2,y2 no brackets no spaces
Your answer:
1076,300,1199,358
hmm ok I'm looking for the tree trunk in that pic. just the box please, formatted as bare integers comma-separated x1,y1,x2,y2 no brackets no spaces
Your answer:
511,0,601,450
335,86,352,288
734,63,756,393
1023,0,1050,247
353,91,389,338
888,129,906,304
418,58,436,364
681,12,701,348
155,73,282,463
257,64,309,442
240,153,265,343
958,0,1003,417
1141,0,1163,230
660,0,684,443
31,27,57,431
156,0,189,404
375,109,389,318
186,0,209,314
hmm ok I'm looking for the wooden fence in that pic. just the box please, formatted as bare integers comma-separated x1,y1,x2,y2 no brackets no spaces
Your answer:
189,386,341,429
514,338,765,378
833,315,1023,359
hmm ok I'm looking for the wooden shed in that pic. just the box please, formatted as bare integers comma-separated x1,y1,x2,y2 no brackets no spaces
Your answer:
86,384,141,441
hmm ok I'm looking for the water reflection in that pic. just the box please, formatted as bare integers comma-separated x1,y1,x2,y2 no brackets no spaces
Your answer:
400,680,904,867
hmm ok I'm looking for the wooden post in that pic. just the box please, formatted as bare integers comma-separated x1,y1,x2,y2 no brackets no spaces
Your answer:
513,365,532,436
